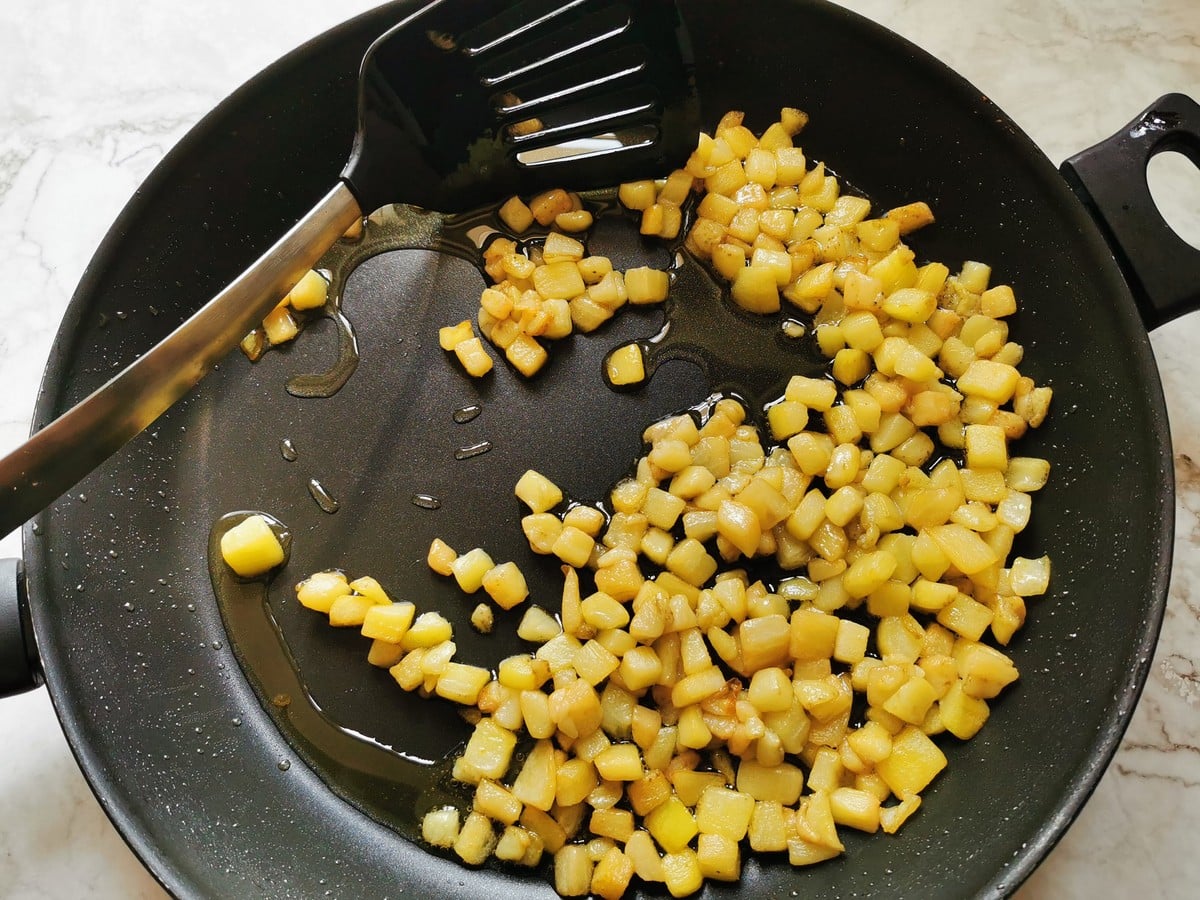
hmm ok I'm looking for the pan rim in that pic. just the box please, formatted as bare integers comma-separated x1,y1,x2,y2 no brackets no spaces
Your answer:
22,1,1176,897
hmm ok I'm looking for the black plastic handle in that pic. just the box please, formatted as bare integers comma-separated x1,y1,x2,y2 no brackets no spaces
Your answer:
1060,93,1200,330
0,558,41,698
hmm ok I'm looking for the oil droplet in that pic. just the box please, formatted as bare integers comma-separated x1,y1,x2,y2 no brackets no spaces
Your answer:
280,439,298,462
186,603,196,612
452,403,482,424
307,479,340,514
411,493,442,510
211,640,223,650
231,717,242,727
454,440,493,461
31,522,41,535
122,601,134,611
278,759,291,772
78,493,88,503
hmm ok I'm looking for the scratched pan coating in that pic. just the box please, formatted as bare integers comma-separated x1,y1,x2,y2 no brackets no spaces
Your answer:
24,1,1171,897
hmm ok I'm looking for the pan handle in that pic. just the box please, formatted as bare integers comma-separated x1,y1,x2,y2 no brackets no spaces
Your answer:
1060,92,1200,330
0,559,40,698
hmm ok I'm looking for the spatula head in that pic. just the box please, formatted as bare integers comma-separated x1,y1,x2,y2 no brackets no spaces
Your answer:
342,0,698,214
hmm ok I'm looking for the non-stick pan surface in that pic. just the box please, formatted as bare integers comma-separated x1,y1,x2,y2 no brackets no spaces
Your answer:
25,1,1174,897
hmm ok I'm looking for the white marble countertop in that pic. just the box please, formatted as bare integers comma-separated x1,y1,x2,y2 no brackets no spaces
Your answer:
0,1,1196,897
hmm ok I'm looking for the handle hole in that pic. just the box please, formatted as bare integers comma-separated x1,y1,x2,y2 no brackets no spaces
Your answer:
1147,150,1200,250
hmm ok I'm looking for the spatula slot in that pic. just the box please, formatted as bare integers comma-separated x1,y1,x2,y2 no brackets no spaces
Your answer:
492,45,647,119
458,0,591,57
515,126,659,167
504,86,657,148
478,4,633,88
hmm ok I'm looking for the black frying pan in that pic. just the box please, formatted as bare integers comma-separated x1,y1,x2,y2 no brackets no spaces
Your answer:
4,1,1197,897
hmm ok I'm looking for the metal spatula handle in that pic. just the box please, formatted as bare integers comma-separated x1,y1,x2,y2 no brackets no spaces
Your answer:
0,183,362,539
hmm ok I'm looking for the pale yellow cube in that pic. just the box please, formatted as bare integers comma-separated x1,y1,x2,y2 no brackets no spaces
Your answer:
515,469,563,513
220,514,285,577
619,180,658,211
619,646,664,691
554,845,593,897
469,603,494,634
696,786,755,841
731,264,781,314
697,832,740,881
439,319,474,351
666,538,718,587
1006,457,1051,491
875,725,947,796
642,487,687,530
936,594,995,641
287,269,328,310
747,800,789,852
1010,555,1051,596
401,611,454,650
453,717,518,784
498,195,534,233
829,787,881,833
661,850,703,899
512,738,557,811
552,525,595,568
570,295,613,333
450,547,495,593
737,759,804,805
767,400,809,440
360,601,416,644
482,561,529,610
832,348,872,386
422,806,460,848
645,795,698,854
426,538,457,576
454,337,494,377
543,231,586,264
881,676,939,725
295,570,350,614
573,639,619,685
533,260,586,300
590,845,635,900
940,681,990,739
594,743,643,782
324,592,376,628
830,617,871,664
437,663,492,706
626,267,671,304
606,343,645,386
577,256,613,284
882,287,936,324
366,638,405,668
517,606,562,643
262,307,299,345
505,333,548,377
742,667,788,713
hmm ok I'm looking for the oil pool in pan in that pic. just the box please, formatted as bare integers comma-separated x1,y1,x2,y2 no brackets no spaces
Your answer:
207,168,989,884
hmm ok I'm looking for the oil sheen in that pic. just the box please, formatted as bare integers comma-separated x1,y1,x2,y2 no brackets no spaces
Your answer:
208,512,469,842
210,186,844,849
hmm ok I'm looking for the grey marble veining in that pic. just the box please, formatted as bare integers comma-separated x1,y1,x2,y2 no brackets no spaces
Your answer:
0,0,1196,897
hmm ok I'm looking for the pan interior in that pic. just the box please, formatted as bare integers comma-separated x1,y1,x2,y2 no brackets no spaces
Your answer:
25,1,1172,898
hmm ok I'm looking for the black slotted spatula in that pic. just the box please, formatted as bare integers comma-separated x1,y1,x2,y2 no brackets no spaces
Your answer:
0,0,698,537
